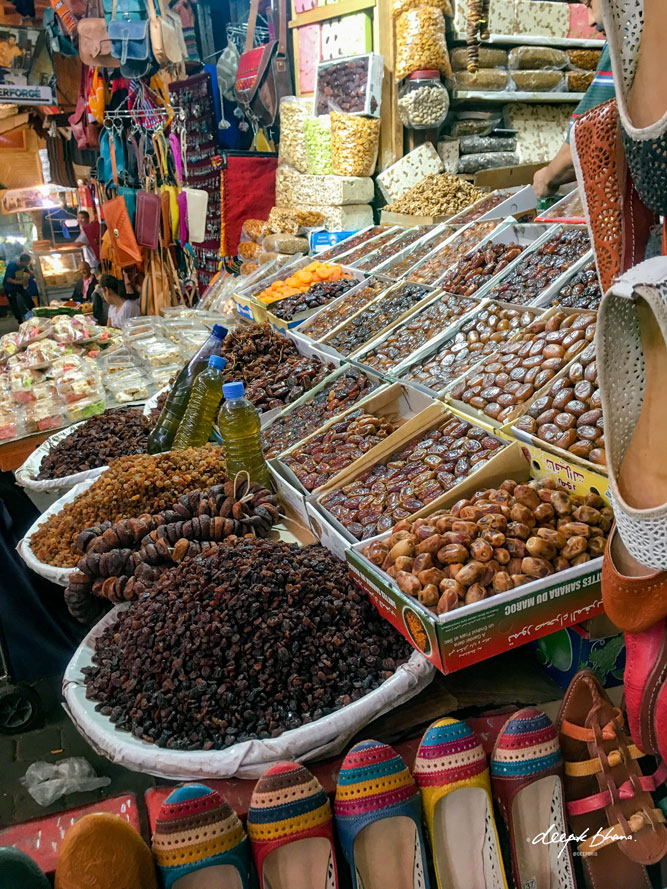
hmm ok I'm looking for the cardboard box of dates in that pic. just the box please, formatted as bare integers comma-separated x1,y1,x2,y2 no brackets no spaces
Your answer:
345,443,607,675
314,53,384,118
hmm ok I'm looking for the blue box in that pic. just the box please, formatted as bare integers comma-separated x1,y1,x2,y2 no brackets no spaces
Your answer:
529,620,625,689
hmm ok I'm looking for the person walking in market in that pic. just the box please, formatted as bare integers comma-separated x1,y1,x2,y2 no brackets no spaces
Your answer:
3,251,32,324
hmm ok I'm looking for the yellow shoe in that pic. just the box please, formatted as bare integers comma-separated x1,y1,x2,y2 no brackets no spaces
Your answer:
413,717,508,889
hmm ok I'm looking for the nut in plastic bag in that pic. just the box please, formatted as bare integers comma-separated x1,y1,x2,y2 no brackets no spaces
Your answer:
392,0,452,17
277,97,312,173
395,8,452,81
330,111,380,177
21,757,111,806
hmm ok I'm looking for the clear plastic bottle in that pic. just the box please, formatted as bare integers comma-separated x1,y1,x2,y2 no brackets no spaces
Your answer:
148,324,227,454
217,381,272,490
172,355,227,450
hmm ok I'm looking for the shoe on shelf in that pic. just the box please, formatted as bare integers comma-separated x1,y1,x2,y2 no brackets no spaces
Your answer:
491,708,576,889
54,812,158,889
597,262,667,572
556,670,667,889
247,762,338,889
335,739,430,889
0,846,49,889
152,783,252,889
413,717,508,889
602,526,667,633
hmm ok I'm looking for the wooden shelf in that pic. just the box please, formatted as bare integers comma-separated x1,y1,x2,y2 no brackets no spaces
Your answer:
289,0,375,28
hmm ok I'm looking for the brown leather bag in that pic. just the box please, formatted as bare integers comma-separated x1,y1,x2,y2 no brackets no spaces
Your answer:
78,0,120,68
234,0,291,128
103,195,143,267
141,244,182,315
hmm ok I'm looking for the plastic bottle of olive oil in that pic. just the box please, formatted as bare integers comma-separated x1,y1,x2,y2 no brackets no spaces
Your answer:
217,381,272,489
172,355,227,450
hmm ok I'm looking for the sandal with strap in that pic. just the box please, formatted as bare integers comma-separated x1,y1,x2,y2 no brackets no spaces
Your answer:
556,670,667,889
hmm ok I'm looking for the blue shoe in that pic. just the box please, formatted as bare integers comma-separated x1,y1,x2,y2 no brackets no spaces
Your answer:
0,847,49,888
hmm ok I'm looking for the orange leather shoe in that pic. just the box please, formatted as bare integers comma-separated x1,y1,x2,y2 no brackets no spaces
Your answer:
602,527,667,633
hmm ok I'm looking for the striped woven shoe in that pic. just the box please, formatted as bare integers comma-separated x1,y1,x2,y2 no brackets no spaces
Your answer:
413,717,508,889
151,784,251,889
247,762,338,889
491,707,576,889
334,739,430,889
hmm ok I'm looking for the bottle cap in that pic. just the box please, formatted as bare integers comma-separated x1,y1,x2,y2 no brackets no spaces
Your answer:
223,381,244,399
211,324,228,340
208,355,226,370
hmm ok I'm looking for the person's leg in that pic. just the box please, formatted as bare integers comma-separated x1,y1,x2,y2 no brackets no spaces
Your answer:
7,292,23,323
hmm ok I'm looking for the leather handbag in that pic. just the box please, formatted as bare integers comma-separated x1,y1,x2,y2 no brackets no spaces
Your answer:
69,66,99,150
160,189,172,245
98,126,126,187
135,191,161,250
78,0,119,67
44,7,77,55
103,195,143,267
108,0,152,76
161,184,179,239
148,0,183,65
184,187,208,243
234,0,292,128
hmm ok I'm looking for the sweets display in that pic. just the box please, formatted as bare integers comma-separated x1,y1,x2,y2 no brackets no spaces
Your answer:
360,295,478,373
450,310,597,422
438,242,524,296
65,478,280,623
514,340,605,466
324,282,429,356
554,259,602,309
263,367,377,457
283,409,400,491
270,278,357,321
488,228,590,304
376,144,444,205
385,173,483,217
30,446,227,568
303,278,387,341
254,261,353,305
402,304,539,393
84,540,412,749
362,479,611,611
320,415,504,539
409,221,498,285
37,409,151,480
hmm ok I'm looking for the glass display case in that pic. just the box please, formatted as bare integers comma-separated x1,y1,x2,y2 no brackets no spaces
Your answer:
32,245,83,303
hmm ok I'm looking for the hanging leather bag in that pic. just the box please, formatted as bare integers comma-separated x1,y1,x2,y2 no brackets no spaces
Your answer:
108,0,152,77
148,0,183,65
69,66,100,150
135,191,161,250
103,195,143,266
78,0,119,67
234,0,292,128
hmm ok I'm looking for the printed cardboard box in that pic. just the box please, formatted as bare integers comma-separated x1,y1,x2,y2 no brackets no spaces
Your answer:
529,618,625,690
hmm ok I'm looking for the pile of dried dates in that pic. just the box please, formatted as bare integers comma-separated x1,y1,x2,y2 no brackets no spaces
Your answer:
363,478,612,612
320,416,504,539
554,259,602,310
380,228,454,280
37,409,151,480
271,278,356,321
450,311,596,422
83,540,412,749
304,279,385,340
439,242,524,297
408,222,497,285
282,409,399,491
65,477,279,624
262,368,377,457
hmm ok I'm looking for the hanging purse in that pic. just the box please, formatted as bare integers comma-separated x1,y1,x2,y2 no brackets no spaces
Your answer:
177,190,189,243
108,0,153,77
78,0,119,67
69,66,100,150
103,195,143,267
160,189,172,245
135,191,161,250
98,125,127,187
185,187,208,244
148,0,183,65
87,68,108,122
234,0,292,128
44,7,78,55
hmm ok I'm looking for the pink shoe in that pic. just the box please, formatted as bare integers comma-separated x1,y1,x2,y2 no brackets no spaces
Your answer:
624,619,667,755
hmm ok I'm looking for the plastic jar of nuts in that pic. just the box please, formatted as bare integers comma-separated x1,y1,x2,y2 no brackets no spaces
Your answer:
398,70,450,129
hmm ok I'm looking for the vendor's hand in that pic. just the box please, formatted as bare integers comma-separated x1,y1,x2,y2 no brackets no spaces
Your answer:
532,166,557,199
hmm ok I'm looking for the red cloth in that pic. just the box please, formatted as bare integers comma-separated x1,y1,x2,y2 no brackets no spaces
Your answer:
221,154,277,258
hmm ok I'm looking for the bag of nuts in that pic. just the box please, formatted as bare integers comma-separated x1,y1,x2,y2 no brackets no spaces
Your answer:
277,97,312,174
392,0,452,18
395,8,452,81
330,111,381,177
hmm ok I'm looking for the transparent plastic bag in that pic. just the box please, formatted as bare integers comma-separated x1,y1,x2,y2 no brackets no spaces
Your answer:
262,234,310,254
238,240,263,261
511,70,565,92
507,46,567,70
450,46,507,71
449,69,509,91
567,69,594,92
567,49,601,72
395,8,452,81
21,758,110,806
457,151,519,173
277,97,311,173
459,134,517,154
392,0,451,18
242,218,269,242
304,116,333,175
330,111,380,177
446,113,502,137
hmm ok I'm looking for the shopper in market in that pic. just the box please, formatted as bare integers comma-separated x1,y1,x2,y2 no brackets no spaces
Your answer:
3,250,32,323
70,260,97,305
74,209,100,269
532,0,613,199
99,273,141,328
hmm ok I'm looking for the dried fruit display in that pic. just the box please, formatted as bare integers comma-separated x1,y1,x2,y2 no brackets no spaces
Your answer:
514,339,605,466
65,478,280,623
354,227,432,273
450,311,596,422
282,409,400,491
488,228,590,304
385,172,482,217
325,282,429,356
403,304,538,393
340,229,404,267
451,192,506,224
315,227,392,263
320,415,503,539
438,242,524,297
262,368,377,457
30,446,227,568
378,227,454,280
359,294,477,373
269,278,357,321
408,221,497,285
84,540,412,749
554,259,602,310
37,409,151,480
303,279,386,341
362,479,611,612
